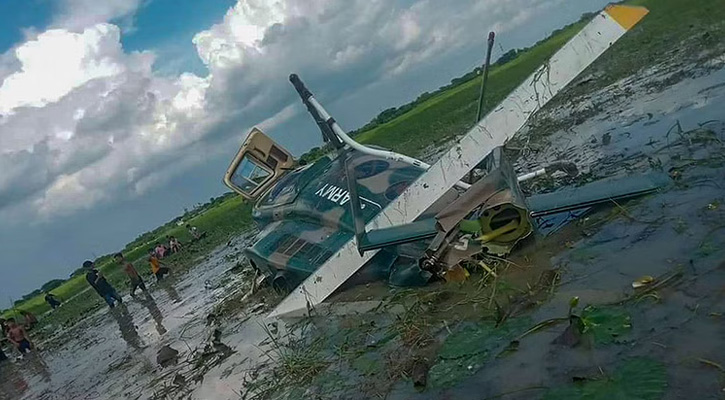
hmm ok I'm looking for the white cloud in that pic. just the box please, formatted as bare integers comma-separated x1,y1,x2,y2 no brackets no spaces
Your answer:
0,23,211,218
0,0,611,222
0,24,129,115
52,0,143,32
193,0,289,68
34,174,108,217
172,73,210,112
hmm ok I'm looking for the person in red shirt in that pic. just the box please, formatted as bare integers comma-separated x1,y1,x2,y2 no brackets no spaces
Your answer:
114,252,148,297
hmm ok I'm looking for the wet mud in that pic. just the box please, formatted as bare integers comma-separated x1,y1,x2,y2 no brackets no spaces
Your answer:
0,232,273,400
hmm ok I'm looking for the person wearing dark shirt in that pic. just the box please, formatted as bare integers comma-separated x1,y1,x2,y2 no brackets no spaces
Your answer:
84,260,123,308
44,292,61,309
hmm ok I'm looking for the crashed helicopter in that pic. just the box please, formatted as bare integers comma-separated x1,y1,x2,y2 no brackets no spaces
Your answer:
222,5,659,318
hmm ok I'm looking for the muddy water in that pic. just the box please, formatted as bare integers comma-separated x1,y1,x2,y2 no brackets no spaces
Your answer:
383,66,725,399
0,232,271,400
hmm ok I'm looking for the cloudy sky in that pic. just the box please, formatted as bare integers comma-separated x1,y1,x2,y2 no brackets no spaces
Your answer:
0,0,611,305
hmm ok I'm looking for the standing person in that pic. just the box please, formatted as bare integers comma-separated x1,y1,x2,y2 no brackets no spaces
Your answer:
186,224,201,240
84,260,123,308
114,253,148,297
148,249,171,281
154,242,166,259
44,292,61,309
169,236,182,253
0,318,8,337
0,319,8,362
5,319,33,354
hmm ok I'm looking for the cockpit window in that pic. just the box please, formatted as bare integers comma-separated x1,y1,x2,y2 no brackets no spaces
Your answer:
230,155,272,194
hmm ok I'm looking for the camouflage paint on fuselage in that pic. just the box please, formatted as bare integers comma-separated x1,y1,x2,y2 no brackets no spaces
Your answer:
245,148,436,288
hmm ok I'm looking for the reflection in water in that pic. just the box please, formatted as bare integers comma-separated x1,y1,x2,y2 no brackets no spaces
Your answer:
0,362,29,400
159,281,182,304
139,296,167,335
24,352,52,384
110,306,142,350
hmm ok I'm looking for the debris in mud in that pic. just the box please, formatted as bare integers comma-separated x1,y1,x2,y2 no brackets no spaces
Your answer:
411,358,430,390
172,373,186,387
632,275,656,289
250,303,266,314
157,345,180,367
208,329,235,359
619,269,683,304
151,327,239,399
602,132,612,145
189,329,236,378
698,358,725,374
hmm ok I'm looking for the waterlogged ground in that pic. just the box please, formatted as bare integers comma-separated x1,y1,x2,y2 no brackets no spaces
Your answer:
0,231,277,400
240,61,725,399
2,61,725,400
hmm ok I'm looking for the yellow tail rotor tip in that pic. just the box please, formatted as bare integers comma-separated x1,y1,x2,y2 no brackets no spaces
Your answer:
605,4,649,30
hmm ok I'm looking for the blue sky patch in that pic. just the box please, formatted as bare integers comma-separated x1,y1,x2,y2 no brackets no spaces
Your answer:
0,0,53,53
121,0,236,75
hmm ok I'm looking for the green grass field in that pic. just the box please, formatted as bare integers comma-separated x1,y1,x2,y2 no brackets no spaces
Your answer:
356,19,586,157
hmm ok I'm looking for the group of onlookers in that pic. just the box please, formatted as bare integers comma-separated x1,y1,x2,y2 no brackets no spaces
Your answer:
152,224,200,259
84,250,173,308
1,224,205,360
154,236,181,259
86,225,205,306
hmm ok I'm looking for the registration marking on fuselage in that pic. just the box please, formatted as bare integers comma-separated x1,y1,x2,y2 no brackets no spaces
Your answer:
314,183,381,210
